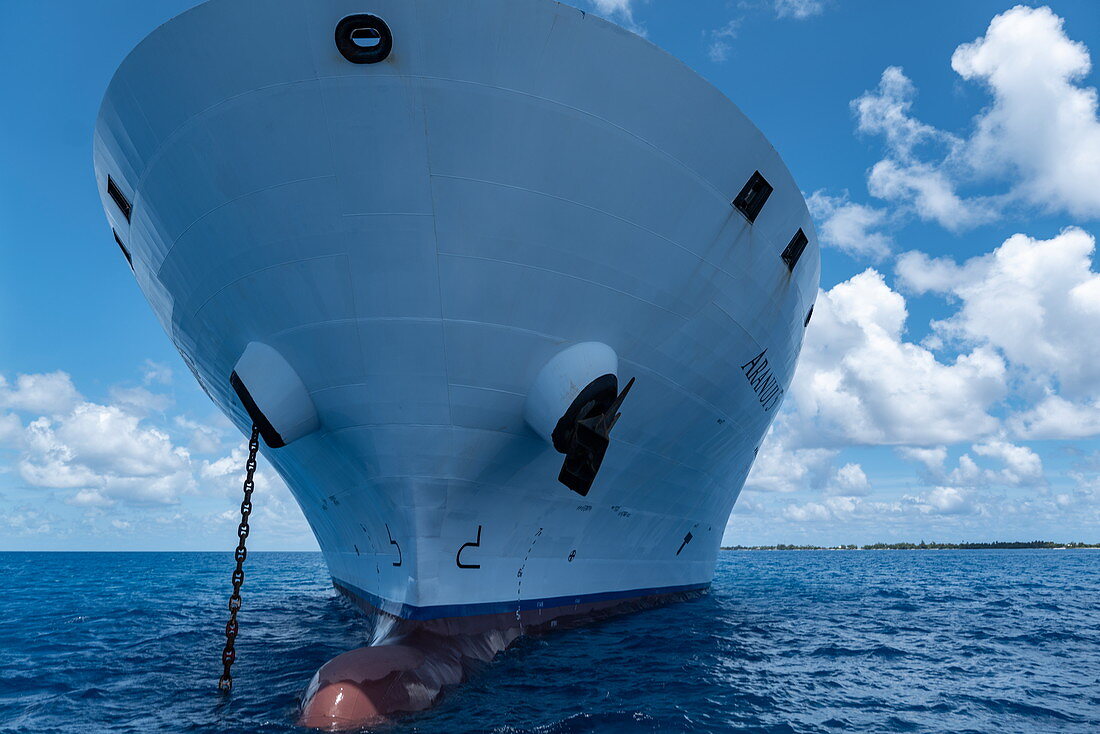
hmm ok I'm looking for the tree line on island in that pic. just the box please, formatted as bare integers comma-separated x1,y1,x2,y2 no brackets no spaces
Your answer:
721,540,1100,551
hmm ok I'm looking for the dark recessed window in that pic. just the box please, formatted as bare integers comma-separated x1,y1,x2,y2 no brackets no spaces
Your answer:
782,228,808,272
113,229,133,270
732,171,773,223
804,304,814,327
107,176,132,222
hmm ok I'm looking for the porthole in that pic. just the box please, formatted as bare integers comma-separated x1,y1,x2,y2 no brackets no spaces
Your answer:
335,14,392,64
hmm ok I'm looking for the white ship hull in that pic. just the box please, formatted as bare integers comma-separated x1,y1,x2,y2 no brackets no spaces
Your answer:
95,0,817,716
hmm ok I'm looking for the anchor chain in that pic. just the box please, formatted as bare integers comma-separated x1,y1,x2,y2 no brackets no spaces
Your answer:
218,424,260,692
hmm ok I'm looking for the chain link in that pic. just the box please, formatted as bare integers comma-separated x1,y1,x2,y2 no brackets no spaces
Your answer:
218,424,260,692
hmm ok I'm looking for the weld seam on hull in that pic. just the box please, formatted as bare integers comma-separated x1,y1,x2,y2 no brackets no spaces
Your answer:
332,576,711,621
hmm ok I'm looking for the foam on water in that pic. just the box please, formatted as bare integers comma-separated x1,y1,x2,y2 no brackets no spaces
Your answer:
1,550,1097,733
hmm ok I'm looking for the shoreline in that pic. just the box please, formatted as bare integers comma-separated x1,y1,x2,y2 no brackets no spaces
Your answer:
722,542,1100,551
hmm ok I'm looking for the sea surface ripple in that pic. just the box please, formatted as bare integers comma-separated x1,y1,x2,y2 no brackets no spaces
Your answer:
1,550,1098,733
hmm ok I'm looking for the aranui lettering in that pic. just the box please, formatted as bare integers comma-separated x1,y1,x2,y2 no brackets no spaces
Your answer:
740,349,785,412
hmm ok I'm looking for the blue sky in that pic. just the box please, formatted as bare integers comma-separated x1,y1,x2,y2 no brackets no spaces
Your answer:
1,0,1099,550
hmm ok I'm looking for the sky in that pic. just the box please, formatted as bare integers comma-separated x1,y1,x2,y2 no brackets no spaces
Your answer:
1,0,1099,550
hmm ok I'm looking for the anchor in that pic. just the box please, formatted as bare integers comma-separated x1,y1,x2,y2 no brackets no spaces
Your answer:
553,376,635,496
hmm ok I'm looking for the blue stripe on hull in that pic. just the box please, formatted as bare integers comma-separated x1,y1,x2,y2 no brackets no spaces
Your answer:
333,577,711,621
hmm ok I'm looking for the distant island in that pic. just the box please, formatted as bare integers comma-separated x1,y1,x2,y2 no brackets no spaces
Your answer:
721,541,1100,551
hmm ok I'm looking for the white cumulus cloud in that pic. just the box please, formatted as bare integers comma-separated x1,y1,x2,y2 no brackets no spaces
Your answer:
951,5,1100,219
744,424,836,493
0,371,83,415
910,486,977,515
897,227,1100,439
899,440,1044,488
807,190,893,260
780,486,983,525
853,67,997,230
0,370,212,506
826,462,872,496
896,445,948,472
1010,395,1100,439
791,269,1007,446
853,7,1100,229
18,403,194,504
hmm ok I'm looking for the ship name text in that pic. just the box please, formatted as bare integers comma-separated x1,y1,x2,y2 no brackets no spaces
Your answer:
741,349,784,412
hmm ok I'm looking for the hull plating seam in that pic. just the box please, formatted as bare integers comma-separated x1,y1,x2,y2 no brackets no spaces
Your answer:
332,576,711,621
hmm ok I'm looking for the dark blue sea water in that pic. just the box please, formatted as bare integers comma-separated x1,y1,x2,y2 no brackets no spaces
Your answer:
1,551,1098,733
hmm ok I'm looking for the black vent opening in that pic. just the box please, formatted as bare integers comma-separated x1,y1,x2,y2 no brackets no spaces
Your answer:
732,171,773,223
107,176,132,222
782,228,809,272
113,229,133,270
335,14,393,64
804,304,814,327
230,371,286,449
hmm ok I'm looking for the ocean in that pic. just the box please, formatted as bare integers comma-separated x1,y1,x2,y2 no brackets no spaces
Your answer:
1,550,1097,733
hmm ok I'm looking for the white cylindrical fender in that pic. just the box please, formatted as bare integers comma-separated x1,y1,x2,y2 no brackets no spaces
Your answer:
524,342,618,446
230,341,320,448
